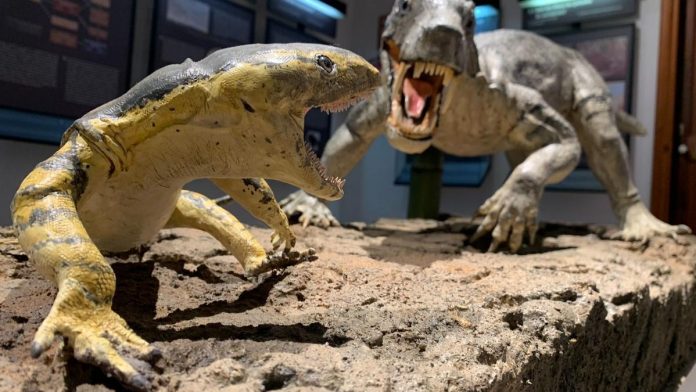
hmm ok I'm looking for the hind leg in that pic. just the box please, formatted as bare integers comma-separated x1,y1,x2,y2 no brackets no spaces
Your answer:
13,140,158,391
573,97,690,241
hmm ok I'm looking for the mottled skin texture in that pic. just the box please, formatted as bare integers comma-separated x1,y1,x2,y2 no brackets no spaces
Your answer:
11,43,379,390
281,0,691,251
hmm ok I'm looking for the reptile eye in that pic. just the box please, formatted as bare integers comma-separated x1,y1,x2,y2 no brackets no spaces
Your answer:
465,18,474,30
316,55,335,73
399,0,410,11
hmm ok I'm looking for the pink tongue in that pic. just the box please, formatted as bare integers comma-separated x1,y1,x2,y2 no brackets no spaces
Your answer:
403,78,434,119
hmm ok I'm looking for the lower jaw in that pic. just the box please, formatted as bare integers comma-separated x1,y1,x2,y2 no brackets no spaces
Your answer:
386,126,433,154
309,184,343,201
387,111,437,140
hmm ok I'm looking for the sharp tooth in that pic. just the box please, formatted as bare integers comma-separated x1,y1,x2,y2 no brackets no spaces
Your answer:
414,62,424,78
442,78,455,111
443,69,454,86
426,63,433,75
436,65,443,76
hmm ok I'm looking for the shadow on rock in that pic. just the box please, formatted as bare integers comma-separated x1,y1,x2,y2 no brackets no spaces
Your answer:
361,230,466,267
357,218,587,263
156,272,290,324
464,221,591,255
111,263,345,347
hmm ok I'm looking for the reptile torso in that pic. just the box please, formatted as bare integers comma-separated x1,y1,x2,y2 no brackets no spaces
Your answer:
431,30,594,157
67,61,240,252
431,73,519,156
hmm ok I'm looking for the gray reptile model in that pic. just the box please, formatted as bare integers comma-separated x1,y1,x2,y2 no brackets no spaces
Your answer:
281,0,691,252
12,43,379,390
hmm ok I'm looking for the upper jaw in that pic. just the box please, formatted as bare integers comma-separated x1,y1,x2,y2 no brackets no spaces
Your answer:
315,88,375,114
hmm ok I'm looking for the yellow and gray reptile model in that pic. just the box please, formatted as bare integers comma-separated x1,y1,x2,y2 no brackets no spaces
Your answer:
281,0,691,252
11,43,380,390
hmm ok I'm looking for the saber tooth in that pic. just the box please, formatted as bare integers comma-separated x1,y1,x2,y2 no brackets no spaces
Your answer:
443,69,454,86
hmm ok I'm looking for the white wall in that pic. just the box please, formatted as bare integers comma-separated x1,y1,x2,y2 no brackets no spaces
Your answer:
0,0,662,228
328,0,405,223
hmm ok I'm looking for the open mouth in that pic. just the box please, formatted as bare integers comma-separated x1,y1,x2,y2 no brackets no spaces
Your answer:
302,89,375,193
387,52,456,140
304,139,345,193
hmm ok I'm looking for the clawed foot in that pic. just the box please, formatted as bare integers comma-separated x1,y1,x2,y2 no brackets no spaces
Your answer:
245,248,318,277
471,185,540,253
280,190,339,228
612,203,692,244
32,283,160,391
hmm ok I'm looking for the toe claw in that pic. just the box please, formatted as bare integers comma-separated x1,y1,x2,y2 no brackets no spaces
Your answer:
488,239,500,253
146,347,163,362
129,374,151,392
678,224,692,234
470,227,486,243
30,341,47,359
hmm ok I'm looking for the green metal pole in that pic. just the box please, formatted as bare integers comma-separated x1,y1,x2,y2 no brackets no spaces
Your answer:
408,147,444,219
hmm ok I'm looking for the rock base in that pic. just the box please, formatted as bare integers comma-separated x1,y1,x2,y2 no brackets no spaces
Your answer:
1,218,696,391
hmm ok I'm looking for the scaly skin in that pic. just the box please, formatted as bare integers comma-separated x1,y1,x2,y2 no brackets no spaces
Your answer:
12,43,380,390
281,0,691,251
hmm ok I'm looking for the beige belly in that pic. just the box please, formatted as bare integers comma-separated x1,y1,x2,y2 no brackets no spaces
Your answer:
77,173,182,252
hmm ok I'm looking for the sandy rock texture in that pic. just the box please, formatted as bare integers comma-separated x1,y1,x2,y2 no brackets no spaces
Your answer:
1,218,696,391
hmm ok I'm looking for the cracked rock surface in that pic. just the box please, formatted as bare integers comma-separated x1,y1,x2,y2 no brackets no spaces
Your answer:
1,218,696,391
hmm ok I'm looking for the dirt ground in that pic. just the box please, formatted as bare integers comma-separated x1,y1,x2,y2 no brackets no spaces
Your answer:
1,218,696,391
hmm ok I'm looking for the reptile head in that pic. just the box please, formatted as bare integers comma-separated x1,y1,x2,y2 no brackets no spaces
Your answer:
216,44,380,200
381,0,478,153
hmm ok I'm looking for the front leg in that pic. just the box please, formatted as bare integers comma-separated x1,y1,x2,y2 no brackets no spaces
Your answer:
12,141,158,391
168,189,316,276
473,83,581,252
213,178,296,251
